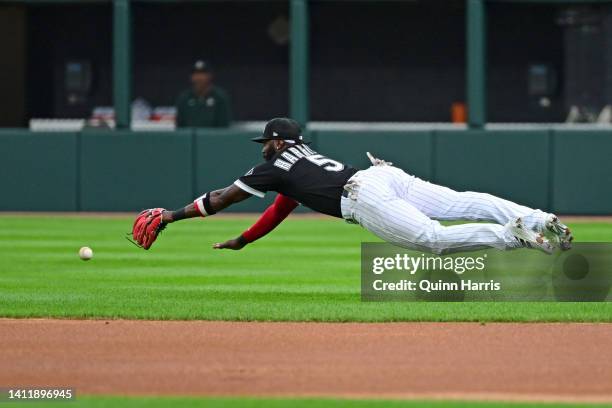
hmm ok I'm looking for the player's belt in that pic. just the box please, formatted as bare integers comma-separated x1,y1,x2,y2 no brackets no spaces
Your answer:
341,174,361,201
340,187,359,225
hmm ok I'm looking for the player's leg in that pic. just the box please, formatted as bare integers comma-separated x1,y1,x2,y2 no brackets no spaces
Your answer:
359,200,518,254
401,175,548,232
397,172,572,250
345,169,549,254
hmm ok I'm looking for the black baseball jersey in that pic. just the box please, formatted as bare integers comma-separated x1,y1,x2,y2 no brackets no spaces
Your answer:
234,144,358,217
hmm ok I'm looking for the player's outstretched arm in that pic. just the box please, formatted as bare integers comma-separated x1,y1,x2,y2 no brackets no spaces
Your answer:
131,184,251,249
162,184,251,223
213,194,298,250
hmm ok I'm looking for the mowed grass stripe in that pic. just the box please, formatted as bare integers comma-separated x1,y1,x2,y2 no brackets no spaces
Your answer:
0,216,611,322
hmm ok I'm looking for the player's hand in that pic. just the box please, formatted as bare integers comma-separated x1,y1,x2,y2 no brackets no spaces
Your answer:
130,208,167,250
213,237,247,250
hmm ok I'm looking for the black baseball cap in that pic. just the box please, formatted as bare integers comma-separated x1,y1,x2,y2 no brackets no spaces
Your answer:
252,117,310,144
192,60,213,74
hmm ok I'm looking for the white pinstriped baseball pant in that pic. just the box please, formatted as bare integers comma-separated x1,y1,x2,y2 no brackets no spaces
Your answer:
340,166,550,254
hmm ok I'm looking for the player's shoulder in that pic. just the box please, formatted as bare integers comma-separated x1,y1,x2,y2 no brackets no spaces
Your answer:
243,158,280,176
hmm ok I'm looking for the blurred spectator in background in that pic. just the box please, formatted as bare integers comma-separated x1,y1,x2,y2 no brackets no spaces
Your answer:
176,60,232,128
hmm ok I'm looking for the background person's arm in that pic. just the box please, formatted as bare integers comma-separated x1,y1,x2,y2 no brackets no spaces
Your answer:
214,91,232,127
175,94,186,128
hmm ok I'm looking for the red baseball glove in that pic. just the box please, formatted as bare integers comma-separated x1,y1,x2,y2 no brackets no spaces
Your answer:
130,208,167,250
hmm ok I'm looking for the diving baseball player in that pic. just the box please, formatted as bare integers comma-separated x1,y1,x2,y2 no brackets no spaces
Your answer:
131,118,572,255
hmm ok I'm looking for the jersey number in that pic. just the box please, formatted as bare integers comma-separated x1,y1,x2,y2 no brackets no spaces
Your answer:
305,154,344,172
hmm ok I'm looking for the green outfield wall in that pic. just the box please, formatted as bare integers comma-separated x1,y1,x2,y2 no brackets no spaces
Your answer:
433,130,550,210
0,129,610,214
0,130,78,211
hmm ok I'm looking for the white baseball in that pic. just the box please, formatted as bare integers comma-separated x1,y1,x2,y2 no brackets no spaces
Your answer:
79,246,93,261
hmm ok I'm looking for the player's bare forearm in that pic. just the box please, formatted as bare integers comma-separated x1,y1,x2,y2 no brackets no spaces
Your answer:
161,203,200,223
161,185,251,223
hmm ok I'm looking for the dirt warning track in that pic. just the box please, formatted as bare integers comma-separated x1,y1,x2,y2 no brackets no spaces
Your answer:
1,319,611,402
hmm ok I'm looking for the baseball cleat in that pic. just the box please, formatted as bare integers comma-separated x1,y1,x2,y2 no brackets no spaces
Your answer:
507,218,554,254
545,214,573,251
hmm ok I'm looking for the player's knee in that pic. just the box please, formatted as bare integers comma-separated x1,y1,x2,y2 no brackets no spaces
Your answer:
415,221,443,252
421,222,463,255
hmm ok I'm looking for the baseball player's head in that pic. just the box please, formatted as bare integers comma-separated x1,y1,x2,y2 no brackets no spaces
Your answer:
191,59,214,94
252,118,308,161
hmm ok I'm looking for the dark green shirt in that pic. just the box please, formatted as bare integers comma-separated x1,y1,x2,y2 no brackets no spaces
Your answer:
175,86,232,128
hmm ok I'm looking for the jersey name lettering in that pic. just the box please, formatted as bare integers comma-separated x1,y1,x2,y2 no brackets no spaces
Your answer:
273,159,292,171
273,145,318,172
281,151,299,164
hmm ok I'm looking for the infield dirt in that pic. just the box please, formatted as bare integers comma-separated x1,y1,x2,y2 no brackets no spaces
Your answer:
2,319,611,403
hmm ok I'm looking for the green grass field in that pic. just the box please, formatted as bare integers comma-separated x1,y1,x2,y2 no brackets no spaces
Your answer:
1,215,611,322
3,396,611,408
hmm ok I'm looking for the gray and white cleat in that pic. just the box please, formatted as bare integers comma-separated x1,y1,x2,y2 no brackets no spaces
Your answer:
507,218,554,254
545,214,573,251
